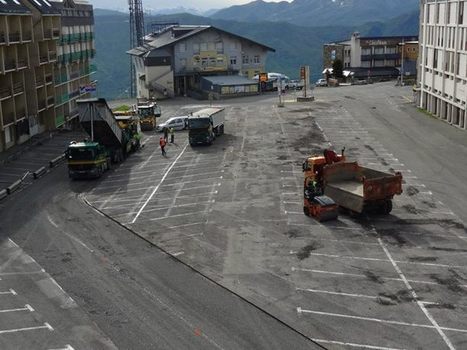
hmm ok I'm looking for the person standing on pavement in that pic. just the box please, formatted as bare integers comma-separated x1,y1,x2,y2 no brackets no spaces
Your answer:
163,127,169,143
169,127,175,144
159,137,167,156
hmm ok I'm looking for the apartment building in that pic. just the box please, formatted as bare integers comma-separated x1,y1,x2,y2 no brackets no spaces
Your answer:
0,0,94,153
323,33,419,80
51,0,95,128
419,0,467,129
128,25,275,99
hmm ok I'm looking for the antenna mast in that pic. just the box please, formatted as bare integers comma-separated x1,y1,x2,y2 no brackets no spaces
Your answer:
129,0,145,98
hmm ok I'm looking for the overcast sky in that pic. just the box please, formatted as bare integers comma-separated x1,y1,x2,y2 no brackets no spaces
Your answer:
89,0,291,12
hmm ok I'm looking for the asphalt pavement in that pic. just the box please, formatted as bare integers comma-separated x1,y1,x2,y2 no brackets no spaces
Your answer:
1,84,467,349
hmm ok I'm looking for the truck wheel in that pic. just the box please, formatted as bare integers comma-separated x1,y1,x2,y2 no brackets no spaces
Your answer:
303,206,310,216
382,200,393,215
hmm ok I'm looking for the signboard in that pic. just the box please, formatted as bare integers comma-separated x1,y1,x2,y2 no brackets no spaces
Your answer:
300,66,306,80
79,81,97,93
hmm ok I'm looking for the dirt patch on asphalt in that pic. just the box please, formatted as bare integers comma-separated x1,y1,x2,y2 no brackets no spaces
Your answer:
422,200,437,208
377,290,413,305
377,228,407,246
296,241,321,260
430,271,465,293
406,186,420,196
402,204,423,214
285,229,300,238
430,246,467,253
409,256,438,262
289,108,313,113
290,118,327,155
424,303,456,310
364,270,385,284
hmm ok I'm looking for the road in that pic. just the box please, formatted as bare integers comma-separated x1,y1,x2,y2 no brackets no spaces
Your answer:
0,104,318,350
1,84,467,349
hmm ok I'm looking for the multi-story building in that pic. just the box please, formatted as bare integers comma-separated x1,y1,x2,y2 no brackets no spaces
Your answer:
51,0,95,129
0,0,94,153
128,25,275,99
418,0,467,129
323,33,419,80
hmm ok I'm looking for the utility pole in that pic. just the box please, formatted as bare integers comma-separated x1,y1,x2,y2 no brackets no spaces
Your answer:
400,37,405,86
129,0,145,98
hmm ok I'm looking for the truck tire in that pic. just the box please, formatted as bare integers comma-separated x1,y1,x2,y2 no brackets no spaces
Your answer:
382,200,393,215
303,206,309,216
220,125,224,135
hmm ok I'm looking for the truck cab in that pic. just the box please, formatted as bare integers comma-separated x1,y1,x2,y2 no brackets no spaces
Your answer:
136,101,161,131
66,141,111,179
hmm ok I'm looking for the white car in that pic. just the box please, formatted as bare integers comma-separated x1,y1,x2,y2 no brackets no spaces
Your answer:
316,79,328,87
156,116,188,132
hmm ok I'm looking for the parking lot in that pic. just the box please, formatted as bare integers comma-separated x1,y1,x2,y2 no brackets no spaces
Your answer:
0,237,114,350
81,88,467,349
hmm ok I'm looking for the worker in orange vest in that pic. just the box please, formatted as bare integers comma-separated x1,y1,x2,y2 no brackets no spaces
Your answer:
159,137,167,156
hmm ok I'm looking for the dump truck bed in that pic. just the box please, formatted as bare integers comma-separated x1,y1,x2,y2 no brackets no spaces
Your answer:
323,162,402,213
77,98,123,149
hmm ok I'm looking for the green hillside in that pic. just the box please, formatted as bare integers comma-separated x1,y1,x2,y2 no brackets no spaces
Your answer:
93,10,418,99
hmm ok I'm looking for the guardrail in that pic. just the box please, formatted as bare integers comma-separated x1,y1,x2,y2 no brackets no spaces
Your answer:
49,153,65,168
33,166,47,179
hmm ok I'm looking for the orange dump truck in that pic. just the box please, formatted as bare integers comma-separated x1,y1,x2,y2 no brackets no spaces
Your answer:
322,161,403,214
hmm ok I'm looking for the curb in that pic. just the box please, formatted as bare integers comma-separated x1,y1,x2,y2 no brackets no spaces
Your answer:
6,179,22,195
49,153,65,168
0,189,7,201
33,166,47,179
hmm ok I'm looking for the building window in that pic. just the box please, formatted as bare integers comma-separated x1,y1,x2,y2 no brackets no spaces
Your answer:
216,42,223,53
459,1,464,24
200,43,208,51
242,55,249,64
193,43,199,54
433,49,438,69
179,42,186,52
362,47,371,55
253,55,260,64
230,56,237,65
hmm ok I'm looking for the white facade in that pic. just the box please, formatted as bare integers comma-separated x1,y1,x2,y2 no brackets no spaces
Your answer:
419,0,467,129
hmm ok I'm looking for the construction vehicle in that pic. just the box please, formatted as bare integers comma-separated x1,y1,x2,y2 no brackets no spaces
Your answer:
188,107,225,146
303,148,403,216
136,98,161,131
66,98,142,179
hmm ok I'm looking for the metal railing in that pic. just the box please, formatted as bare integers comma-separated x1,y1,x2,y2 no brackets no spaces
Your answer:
22,31,32,41
52,28,60,38
45,73,53,83
47,96,54,106
9,32,20,42
38,101,46,111
39,55,48,63
43,29,52,39
17,59,27,68
0,87,11,99
4,60,16,70
49,52,57,61
0,33,5,43
3,112,15,125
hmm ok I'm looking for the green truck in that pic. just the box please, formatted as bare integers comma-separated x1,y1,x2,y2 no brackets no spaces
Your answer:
188,107,225,146
66,98,142,179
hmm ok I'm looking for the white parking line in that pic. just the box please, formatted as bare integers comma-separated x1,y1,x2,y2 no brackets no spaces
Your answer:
168,222,205,229
377,237,455,349
289,251,467,269
150,211,205,221
130,143,189,223
291,267,467,289
0,304,34,313
48,345,75,350
312,338,407,350
0,322,54,334
0,289,17,295
297,288,377,299
297,308,467,333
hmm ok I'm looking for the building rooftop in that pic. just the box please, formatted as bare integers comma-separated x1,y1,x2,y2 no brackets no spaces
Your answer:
0,0,31,14
128,24,275,57
26,0,61,14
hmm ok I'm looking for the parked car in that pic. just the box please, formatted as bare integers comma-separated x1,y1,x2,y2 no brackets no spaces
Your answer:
289,79,304,90
156,116,188,132
316,79,328,87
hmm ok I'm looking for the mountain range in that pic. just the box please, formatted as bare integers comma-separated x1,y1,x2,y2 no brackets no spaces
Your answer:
92,0,420,99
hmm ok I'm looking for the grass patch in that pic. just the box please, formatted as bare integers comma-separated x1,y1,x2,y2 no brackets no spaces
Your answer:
113,104,131,112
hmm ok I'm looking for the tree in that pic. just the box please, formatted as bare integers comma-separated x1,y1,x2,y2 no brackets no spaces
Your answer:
332,59,344,79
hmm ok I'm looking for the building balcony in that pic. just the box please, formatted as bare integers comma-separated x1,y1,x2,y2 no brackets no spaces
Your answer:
0,33,5,44
17,59,28,69
69,90,80,99
47,96,54,106
49,51,57,61
45,73,53,84
12,82,23,95
3,112,15,126
36,77,45,87
4,60,16,72
0,87,12,100
69,71,80,80
55,93,69,105
52,28,60,38
9,32,20,43
38,101,46,112
54,73,67,85
43,29,53,40
22,31,32,42
39,55,49,64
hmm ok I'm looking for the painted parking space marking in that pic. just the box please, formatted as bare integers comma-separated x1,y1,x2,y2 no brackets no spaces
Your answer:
297,308,467,334
312,338,407,350
291,267,467,289
289,251,467,269
149,211,205,221
0,289,17,295
0,304,34,313
168,222,205,229
0,322,54,335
